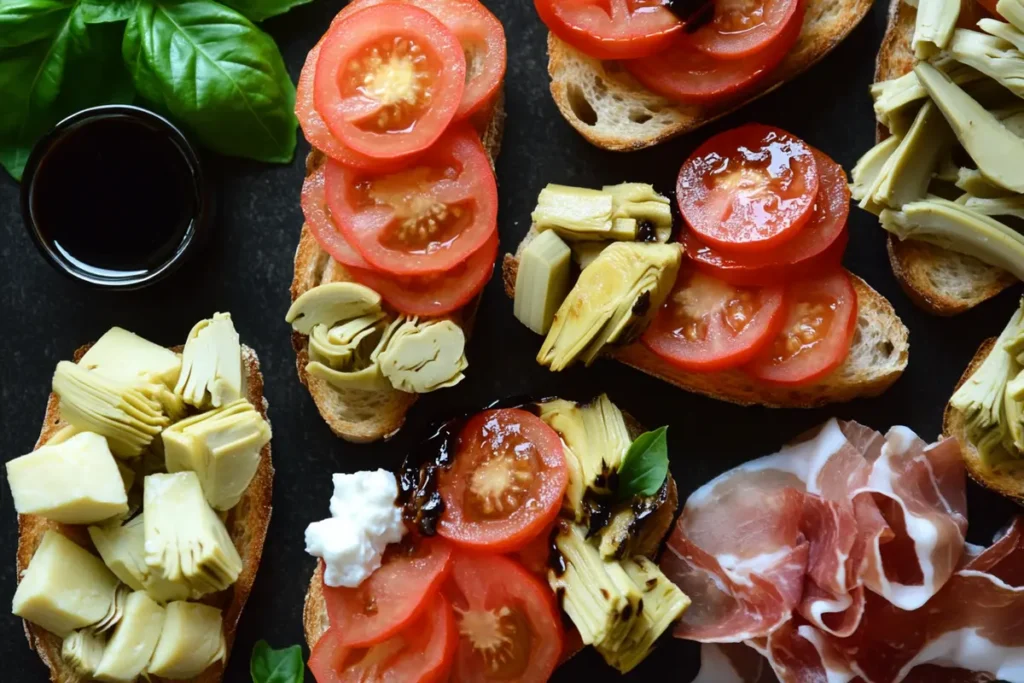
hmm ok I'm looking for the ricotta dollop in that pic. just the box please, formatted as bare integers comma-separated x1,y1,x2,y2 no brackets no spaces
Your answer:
305,469,406,588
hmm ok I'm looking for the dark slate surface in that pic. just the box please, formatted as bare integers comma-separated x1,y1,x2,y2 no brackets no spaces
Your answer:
2,1,1022,681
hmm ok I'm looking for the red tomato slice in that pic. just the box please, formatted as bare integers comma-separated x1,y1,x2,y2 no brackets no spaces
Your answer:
534,0,682,60
309,594,457,683
324,127,498,276
444,552,563,683
302,165,372,269
437,409,568,553
676,123,819,254
323,536,453,648
744,269,858,385
512,522,555,579
314,3,466,160
347,230,498,317
335,0,506,121
642,268,787,372
297,42,417,172
623,0,802,103
689,0,800,59
683,147,850,286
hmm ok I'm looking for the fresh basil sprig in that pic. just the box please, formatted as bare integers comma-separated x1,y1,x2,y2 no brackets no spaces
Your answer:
616,426,670,500
251,640,305,683
0,0,306,181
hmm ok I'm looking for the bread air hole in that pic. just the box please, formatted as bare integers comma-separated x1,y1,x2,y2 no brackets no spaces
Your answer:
567,84,598,126
629,109,653,124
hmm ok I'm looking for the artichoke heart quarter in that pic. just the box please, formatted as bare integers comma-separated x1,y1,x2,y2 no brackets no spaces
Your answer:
285,282,382,334
175,313,243,409
143,472,242,599
375,318,468,394
538,243,681,371
52,361,169,458
62,629,107,678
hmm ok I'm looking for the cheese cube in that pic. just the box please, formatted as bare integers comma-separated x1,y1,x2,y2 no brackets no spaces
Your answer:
7,432,128,524
12,531,120,637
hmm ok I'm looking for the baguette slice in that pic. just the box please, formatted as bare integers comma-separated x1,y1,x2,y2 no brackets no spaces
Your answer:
876,0,1015,316
290,95,506,443
502,227,909,408
943,338,1024,503
547,0,873,151
16,343,273,683
303,411,680,662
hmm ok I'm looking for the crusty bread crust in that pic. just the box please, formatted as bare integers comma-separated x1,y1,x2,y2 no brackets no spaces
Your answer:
944,338,1024,504
876,0,1014,316
16,344,273,683
501,241,909,409
547,0,874,151
289,94,506,443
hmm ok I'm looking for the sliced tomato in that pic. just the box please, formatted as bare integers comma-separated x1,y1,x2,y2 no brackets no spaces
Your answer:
335,0,506,121
323,536,453,648
683,147,850,286
444,552,563,683
535,0,682,60
314,3,465,160
623,0,802,103
437,409,567,553
297,42,416,172
302,165,372,269
689,0,800,59
309,594,457,683
744,269,858,385
676,123,819,254
642,268,786,372
512,522,555,579
324,127,498,276
347,231,497,317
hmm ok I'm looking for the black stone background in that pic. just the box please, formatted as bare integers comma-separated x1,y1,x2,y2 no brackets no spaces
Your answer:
2,1,1022,680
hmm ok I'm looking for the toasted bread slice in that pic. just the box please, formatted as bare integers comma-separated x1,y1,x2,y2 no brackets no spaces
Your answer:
303,473,680,652
290,95,506,443
546,0,873,151
944,338,1024,504
502,228,909,408
875,0,1015,316
16,344,273,683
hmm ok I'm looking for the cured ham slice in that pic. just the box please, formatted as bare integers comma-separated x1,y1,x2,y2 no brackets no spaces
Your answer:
667,419,1024,683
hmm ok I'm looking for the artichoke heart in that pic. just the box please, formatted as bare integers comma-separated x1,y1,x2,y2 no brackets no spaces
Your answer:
870,56,981,133
143,472,243,599
299,296,394,394
948,29,1024,99
162,398,271,511
52,361,170,459
850,136,901,207
89,514,192,602
915,62,1024,193
285,282,382,334
538,395,630,498
956,167,1012,198
175,312,243,409
538,242,681,371
533,183,673,243
148,602,226,679
951,299,1024,467
89,583,131,635
549,523,643,652
913,0,960,58
62,629,108,678
957,193,1024,219
603,182,673,242
374,317,468,393
514,230,573,335
1000,0,1024,33
879,197,1024,281
94,591,166,683
601,557,691,674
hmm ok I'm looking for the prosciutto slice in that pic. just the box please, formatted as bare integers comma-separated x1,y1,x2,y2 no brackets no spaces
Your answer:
668,420,1024,683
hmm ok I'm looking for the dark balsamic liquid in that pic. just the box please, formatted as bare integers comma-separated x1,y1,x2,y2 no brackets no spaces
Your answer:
29,116,197,280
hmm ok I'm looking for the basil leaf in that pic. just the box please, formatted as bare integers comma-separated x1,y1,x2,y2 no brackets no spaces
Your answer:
80,0,138,23
616,426,669,500
123,0,297,164
218,0,314,23
0,0,71,48
251,640,304,683
0,0,133,180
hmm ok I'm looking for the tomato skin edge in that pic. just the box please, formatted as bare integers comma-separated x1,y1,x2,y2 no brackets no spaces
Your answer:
533,0,682,61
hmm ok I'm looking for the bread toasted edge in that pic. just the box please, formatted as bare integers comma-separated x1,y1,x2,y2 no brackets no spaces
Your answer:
943,338,1024,504
16,344,274,683
302,470,681,661
875,0,1014,316
501,238,909,409
289,93,507,444
546,0,874,151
